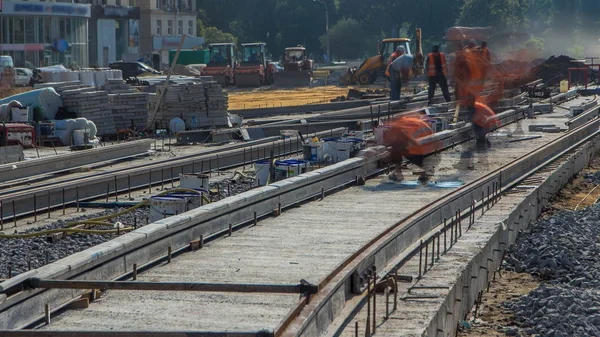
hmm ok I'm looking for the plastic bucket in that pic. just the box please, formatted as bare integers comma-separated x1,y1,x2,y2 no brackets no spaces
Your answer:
149,196,187,222
166,192,202,211
179,173,209,190
255,160,273,186
277,159,310,176
11,108,29,122
72,129,89,146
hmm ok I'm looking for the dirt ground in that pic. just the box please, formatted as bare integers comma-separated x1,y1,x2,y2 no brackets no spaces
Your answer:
458,271,540,337
227,85,377,110
543,156,600,212
459,156,600,336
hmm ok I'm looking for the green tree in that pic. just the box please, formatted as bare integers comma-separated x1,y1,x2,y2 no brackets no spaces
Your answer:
319,17,368,59
202,26,237,44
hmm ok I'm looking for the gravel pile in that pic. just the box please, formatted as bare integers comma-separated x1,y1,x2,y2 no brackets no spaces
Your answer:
0,207,148,279
207,174,256,201
500,203,600,336
503,205,600,287
504,285,600,336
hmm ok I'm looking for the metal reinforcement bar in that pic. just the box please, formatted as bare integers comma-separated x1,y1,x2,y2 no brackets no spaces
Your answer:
275,116,600,337
26,278,318,295
0,128,345,222
0,331,275,337
0,140,154,183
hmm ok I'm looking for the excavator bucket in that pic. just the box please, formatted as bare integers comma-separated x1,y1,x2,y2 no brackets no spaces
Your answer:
339,68,355,85
274,71,312,87
235,73,262,87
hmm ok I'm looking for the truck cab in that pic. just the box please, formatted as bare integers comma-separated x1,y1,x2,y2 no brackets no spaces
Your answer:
234,43,275,87
201,43,236,87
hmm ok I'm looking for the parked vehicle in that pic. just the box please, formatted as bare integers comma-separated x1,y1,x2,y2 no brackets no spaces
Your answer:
108,61,162,79
0,55,14,86
13,68,32,86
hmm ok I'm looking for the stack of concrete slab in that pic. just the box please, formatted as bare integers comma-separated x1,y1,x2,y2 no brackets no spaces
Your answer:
103,79,136,93
61,90,116,135
204,81,230,127
109,92,149,131
147,82,207,129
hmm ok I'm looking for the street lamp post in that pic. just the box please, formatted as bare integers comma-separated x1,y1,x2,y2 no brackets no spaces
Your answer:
314,0,330,64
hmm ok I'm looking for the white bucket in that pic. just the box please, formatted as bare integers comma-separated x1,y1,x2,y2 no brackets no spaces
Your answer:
254,160,272,186
179,173,209,190
167,192,203,211
149,196,188,222
303,141,324,162
374,126,391,145
72,129,89,146
324,140,354,163
11,108,29,122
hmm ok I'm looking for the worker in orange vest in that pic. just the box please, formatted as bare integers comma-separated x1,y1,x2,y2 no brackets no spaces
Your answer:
478,41,491,62
425,45,451,105
453,45,491,148
384,115,438,182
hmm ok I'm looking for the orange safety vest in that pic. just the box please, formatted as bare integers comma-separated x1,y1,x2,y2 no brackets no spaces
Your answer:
454,49,485,103
385,51,402,77
426,52,448,77
385,116,435,159
479,47,491,62
472,101,500,129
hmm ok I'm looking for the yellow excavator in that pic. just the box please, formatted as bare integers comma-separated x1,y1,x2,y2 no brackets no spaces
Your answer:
340,28,423,85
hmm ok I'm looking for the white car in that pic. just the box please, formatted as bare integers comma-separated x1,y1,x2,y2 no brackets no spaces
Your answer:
13,67,32,86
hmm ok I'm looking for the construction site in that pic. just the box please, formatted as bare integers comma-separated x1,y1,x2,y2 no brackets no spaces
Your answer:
1,17,600,337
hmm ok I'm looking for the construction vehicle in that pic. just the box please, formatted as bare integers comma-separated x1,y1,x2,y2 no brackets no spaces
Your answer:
234,43,276,87
273,46,313,87
341,29,423,85
200,43,236,87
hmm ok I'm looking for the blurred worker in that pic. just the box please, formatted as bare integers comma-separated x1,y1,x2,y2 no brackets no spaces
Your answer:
453,46,490,148
389,47,414,101
478,41,491,62
384,115,438,183
425,45,451,105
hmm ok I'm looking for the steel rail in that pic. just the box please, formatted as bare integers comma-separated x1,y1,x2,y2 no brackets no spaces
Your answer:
274,112,600,337
0,128,346,223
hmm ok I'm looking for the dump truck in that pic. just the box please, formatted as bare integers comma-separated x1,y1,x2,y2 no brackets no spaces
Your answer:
200,43,236,87
340,28,423,85
273,46,313,87
233,43,276,87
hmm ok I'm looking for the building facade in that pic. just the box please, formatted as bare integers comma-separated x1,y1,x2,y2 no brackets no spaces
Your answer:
0,0,91,68
140,0,203,70
89,0,140,67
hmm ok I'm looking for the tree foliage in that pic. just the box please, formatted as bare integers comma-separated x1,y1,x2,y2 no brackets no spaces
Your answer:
320,18,368,59
195,0,600,60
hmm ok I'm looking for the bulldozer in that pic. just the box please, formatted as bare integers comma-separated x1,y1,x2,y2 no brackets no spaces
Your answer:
340,29,423,85
200,43,236,87
273,46,313,87
233,43,276,87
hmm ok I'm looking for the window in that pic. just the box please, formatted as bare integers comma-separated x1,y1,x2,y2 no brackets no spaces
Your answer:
116,0,121,6
156,0,160,9
167,20,172,35
156,20,162,35
188,21,193,35
178,20,183,35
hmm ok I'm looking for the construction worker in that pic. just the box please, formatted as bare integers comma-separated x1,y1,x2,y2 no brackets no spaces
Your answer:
425,45,451,105
453,46,489,149
385,47,403,79
388,47,413,101
384,114,438,183
478,41,491,62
